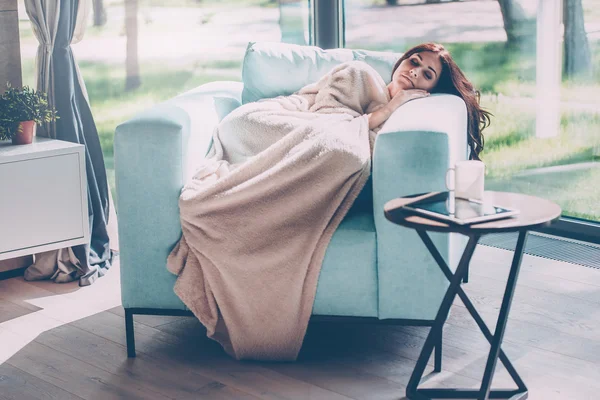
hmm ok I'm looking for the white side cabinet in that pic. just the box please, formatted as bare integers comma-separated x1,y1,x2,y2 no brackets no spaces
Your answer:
0,137,89,261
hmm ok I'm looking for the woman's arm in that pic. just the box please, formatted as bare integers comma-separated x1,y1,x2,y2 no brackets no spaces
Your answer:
368,106,393,130
368,89,429,130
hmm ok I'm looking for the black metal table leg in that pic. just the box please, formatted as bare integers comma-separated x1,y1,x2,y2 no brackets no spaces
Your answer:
125,308,136,358
416,231,528,393
478,231,528,399
406,230,529,400
434,333,442,373
406,233,480,398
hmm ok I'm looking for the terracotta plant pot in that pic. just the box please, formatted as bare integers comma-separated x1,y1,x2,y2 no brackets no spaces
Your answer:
12,120,35,145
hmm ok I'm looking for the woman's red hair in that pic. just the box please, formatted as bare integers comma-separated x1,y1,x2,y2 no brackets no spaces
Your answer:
392,42,491,160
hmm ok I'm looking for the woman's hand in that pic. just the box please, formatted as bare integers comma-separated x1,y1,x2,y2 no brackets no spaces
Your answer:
367,89,429,130
387,89,430,114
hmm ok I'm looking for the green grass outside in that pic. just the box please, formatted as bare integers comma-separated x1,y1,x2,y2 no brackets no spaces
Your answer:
486,167,600,221
482,98,600,176
79,60,241,156
86,60,240,201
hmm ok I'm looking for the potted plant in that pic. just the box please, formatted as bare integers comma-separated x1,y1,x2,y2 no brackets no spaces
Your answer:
0,83,59,145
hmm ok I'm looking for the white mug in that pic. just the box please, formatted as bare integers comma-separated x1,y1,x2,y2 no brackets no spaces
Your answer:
445,160,485,201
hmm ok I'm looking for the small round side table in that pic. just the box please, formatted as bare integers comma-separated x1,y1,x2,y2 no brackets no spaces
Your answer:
384,191,561,400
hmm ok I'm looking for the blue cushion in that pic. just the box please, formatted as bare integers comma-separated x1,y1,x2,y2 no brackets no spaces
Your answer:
241,41,354,104
353,49,402,84
241,41,403,104
313,210,377,317
213,96,242,122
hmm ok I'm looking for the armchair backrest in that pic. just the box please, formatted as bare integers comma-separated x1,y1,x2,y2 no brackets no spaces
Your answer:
241,41,402,104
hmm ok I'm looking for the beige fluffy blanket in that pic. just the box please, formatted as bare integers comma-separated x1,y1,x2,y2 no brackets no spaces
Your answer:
167,60,390,361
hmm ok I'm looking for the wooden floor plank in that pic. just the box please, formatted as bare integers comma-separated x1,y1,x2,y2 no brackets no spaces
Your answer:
73,311,352,400
455,275,600,342
473,245,600,287
0,363,84,400
0,277,69,301
6,341,170,400
268,360,406,400
1,245,599,400
448,300,600,364
282,322,499,398
108,306,186,328
32,323,256,400
470,255,600,305
365,323,600,399
402,319,600,384
0,299,38,324
400,312,600,397
332,323,515,387
306,329,480,389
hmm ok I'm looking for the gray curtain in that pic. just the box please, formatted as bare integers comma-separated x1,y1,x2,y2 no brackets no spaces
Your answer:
24,0,114,286
24,0,59,139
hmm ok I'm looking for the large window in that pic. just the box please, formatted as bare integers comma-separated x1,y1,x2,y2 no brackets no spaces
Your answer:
18,0,310,198
16,0,600,235
344,0,600,225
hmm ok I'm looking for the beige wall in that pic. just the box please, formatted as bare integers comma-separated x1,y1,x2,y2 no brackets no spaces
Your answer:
0,0,22,93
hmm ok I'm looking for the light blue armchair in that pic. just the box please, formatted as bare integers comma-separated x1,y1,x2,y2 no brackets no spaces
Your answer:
114,42,468,369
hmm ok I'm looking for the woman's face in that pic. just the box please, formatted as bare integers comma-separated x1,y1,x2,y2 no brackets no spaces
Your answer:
389,51,442,97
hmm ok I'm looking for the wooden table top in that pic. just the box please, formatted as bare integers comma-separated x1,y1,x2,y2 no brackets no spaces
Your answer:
384,191,562,235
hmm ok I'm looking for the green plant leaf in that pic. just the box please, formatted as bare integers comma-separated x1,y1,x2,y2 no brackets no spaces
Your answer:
0,82,59,139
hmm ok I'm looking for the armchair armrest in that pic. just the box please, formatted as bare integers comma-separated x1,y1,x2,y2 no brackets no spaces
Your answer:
372,94,469,319
114,81,243,309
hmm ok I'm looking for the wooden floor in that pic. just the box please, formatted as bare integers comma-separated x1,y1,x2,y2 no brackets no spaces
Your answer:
1,244,599,400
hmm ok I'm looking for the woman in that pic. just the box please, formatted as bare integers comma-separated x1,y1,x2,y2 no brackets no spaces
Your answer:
168,42,491,362
369,42,491,160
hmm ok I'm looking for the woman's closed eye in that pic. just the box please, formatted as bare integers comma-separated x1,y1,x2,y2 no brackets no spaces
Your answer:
410,57,432,80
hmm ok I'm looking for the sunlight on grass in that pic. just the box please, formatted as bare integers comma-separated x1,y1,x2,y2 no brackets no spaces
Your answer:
78,61,241,156
481,95,535,153
444,41,537,94
484,135,596,178
22,56,240,158
487,166,600,221
481,97,600,178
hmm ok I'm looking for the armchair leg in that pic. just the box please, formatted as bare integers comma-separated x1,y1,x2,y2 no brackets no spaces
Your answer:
125,308,136,358
434,328,442,372
463,264,469,283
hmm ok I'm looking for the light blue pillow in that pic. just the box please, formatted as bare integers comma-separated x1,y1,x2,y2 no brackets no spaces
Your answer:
241,41,404,104
241,41,354,104
353,49,403,84
213,96,242,122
